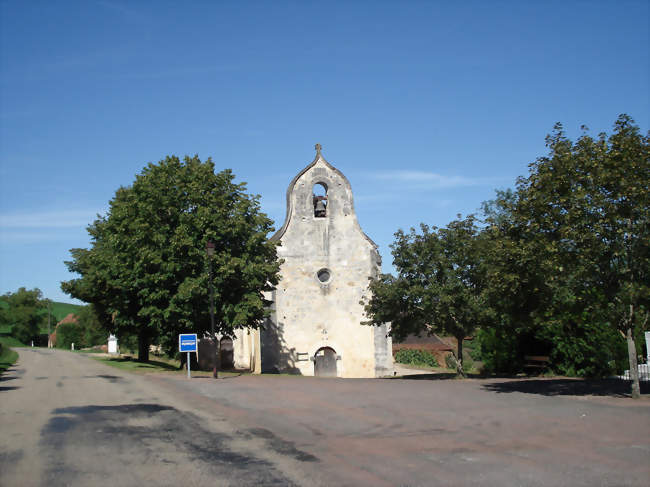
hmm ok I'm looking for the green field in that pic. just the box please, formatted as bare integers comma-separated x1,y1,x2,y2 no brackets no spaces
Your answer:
0,298,84,335
49,301,83,322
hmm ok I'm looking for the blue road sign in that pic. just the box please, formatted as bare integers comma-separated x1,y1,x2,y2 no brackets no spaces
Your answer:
179,333,198,353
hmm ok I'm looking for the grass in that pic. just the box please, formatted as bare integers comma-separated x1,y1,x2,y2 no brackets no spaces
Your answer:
0,336,21,374
0,298,83,334
91,355,181,373
49,301,83,322
90,353,249,378
37,301,83,333
0,335,26,347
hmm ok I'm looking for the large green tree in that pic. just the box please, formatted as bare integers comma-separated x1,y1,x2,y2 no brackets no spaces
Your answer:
62,155,280,361
364,215,487,376
482,115,649,396
0,287,47,345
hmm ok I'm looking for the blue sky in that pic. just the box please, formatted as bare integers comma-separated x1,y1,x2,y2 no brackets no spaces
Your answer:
1,1,648,304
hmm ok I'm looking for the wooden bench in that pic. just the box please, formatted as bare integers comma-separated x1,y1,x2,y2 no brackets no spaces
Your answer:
524,355,550,374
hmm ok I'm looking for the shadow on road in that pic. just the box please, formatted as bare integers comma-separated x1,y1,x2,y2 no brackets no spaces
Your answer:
394,372,494,380
104,356,179,371
40,403,302,485
186,371,247,380
83,374,126,383
482,378,649,398
396,373,460,380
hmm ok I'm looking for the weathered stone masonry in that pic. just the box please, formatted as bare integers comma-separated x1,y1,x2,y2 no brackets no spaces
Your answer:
233,145,392,378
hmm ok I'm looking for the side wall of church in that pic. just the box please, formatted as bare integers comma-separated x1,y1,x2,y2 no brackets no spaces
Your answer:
232,327,261,372
374,322,393,377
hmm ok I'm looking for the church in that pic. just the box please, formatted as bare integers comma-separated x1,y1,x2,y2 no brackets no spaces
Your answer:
231,145,393,378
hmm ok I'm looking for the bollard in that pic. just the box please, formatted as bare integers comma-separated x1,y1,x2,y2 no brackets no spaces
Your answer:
71,343,74,351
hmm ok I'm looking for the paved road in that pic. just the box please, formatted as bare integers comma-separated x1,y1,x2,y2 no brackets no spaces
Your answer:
0,349,321,486
1,349,649,486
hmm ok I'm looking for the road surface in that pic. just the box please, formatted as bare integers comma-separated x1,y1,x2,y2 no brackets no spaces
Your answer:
1,348,649,486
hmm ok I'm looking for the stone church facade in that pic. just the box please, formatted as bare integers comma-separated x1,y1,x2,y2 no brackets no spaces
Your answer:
232,145,392,378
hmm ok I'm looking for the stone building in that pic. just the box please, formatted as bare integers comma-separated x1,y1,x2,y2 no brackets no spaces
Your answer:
232,145,392,378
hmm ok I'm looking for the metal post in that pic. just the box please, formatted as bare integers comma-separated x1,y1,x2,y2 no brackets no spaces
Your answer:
47,300,51,348
207,241,218,379
187,352,191,379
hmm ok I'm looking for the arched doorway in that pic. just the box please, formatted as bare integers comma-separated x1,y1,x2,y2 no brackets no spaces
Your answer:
220,337,234,369
314,347,337,377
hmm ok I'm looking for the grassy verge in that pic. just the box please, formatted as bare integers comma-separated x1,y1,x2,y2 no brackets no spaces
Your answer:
91,355,180,373
395,363,454,372
90,354,249,378
0,335,26,347
0,336,21,374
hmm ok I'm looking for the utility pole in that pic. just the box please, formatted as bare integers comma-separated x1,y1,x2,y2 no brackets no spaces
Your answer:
206,241,218,379
47,300,52,348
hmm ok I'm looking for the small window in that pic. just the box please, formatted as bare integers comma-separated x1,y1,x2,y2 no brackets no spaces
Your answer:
317,268,331,283
312,183,328,217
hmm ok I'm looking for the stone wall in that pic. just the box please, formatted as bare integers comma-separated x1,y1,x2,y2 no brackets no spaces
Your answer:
260,148,392,378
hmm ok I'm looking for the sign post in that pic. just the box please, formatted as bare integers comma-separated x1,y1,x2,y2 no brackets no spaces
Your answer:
179,333,198,379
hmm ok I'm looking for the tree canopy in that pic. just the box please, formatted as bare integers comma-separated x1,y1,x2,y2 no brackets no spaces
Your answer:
0,287,47,345
482,115,649,395
62,155,280,361
364,215,487,376
365,114,649,395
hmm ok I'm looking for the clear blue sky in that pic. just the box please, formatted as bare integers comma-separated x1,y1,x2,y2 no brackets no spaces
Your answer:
1,1,648,304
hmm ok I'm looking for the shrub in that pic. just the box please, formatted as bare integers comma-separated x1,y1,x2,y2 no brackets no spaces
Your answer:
0,337,19,373
444,353,457,370
75,305,106,348
541,319,629,378
474,320,633,378
474,328,521,374
394,348,438,367
56,322,84,350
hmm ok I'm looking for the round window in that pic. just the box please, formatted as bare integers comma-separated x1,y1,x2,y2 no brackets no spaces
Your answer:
317,268,331,283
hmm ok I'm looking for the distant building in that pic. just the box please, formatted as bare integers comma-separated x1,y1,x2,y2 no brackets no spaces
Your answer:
49,313,78,347
232,145,393,377
393,333,454,354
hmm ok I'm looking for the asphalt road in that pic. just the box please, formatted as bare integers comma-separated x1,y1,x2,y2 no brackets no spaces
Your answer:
0,349,320,486
1,349,649,487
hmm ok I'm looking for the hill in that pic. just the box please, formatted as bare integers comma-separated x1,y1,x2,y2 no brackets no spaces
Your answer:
0,298,84,334
49,301,84,322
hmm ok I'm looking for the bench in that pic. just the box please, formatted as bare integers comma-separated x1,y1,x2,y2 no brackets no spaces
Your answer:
524,355,550,374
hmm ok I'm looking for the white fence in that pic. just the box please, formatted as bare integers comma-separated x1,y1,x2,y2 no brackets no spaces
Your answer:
619,363,650,382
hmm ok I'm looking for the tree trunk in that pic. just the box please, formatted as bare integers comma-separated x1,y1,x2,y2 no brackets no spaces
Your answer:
456,335,465,377
626,327,640,399
138,330,150,362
